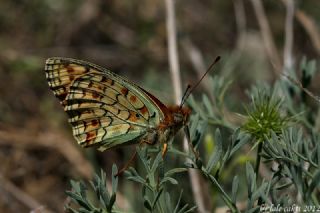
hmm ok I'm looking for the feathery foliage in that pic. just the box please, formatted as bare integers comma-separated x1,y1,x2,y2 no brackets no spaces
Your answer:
66,59,320,212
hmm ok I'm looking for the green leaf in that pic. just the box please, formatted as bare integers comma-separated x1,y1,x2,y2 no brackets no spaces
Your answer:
189,113,200,141
78,208,93,213
143,196,153,212
108,194,116,212
230,131,251,156
151,152,163,173
251,181,268,201
125,167,139,177
160,177,178,185
107,167,117,211
165,168,188,177
99,173,110,208
152,188,164,209
202,94,214,117
306,169,320,199
65,190,92,210
177,204,190,213
275,182,292,190
79,181,87,198
126,175,146,185
64,206,78,213
137,147,151,173
111,164,118,195
173,190,183,213
246,162,256,196
317,140,320,165
206,128,223,172
231,176,239,203
247,207,260,213
70,180,80,193
164,192,173,213
188,96,207,120
182,206,198,213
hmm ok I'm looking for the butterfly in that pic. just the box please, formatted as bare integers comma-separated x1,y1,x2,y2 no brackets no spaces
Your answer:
45,57,194,155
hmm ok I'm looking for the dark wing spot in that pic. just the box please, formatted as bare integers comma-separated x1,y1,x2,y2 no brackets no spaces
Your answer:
130,95,137,103
140,105,148,114
57,92,68,101
67,66,74,73
101,76,114,85
109,79,114,85
69,76,75,81
128,111,138,122
83,121,89,129
101,76,107,82
150,111,156,118
121,87,129,96
91,120,99,126
86,132,96,141
92,91,100,99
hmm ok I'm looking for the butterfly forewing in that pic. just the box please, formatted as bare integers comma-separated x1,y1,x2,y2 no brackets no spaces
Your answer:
45,57,164,151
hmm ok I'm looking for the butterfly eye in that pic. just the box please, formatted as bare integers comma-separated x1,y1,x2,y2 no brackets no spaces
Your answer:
135,113,140,118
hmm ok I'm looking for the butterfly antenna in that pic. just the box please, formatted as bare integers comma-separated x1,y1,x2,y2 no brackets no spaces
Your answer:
180,56,221,106
180,84,192,108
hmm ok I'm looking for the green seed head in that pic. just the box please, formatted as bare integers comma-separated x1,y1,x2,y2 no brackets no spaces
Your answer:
242,89,289,142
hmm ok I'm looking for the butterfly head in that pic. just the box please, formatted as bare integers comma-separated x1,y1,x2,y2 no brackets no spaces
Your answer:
168,105,192,129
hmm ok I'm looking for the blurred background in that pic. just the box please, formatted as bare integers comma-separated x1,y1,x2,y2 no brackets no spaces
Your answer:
0,0,319,212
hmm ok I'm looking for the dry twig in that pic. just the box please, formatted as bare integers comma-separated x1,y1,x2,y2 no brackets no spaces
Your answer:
165,0,182,102
0,128,93,179
0,173,54,213
295,10,320,56
279,0,320,56
250,0,282,73
164,0,208,212
283,0,295,72
0,128,131,211
233,0,247,50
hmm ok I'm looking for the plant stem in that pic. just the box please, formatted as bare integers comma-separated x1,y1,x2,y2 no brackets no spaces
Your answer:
255,142,263,182
201,170,239,212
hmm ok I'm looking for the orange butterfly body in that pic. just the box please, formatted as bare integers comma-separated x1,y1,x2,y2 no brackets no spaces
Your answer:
45,57,191,153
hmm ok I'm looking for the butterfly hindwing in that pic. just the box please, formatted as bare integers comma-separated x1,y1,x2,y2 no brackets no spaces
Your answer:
45,57,164,151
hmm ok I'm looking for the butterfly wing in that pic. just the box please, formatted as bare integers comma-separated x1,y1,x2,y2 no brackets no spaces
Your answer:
45,57,165,151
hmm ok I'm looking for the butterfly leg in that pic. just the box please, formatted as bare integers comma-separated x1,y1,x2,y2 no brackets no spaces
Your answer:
115,148,138,177
142,139,156,145
115,138,155,177
161,143,168,157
